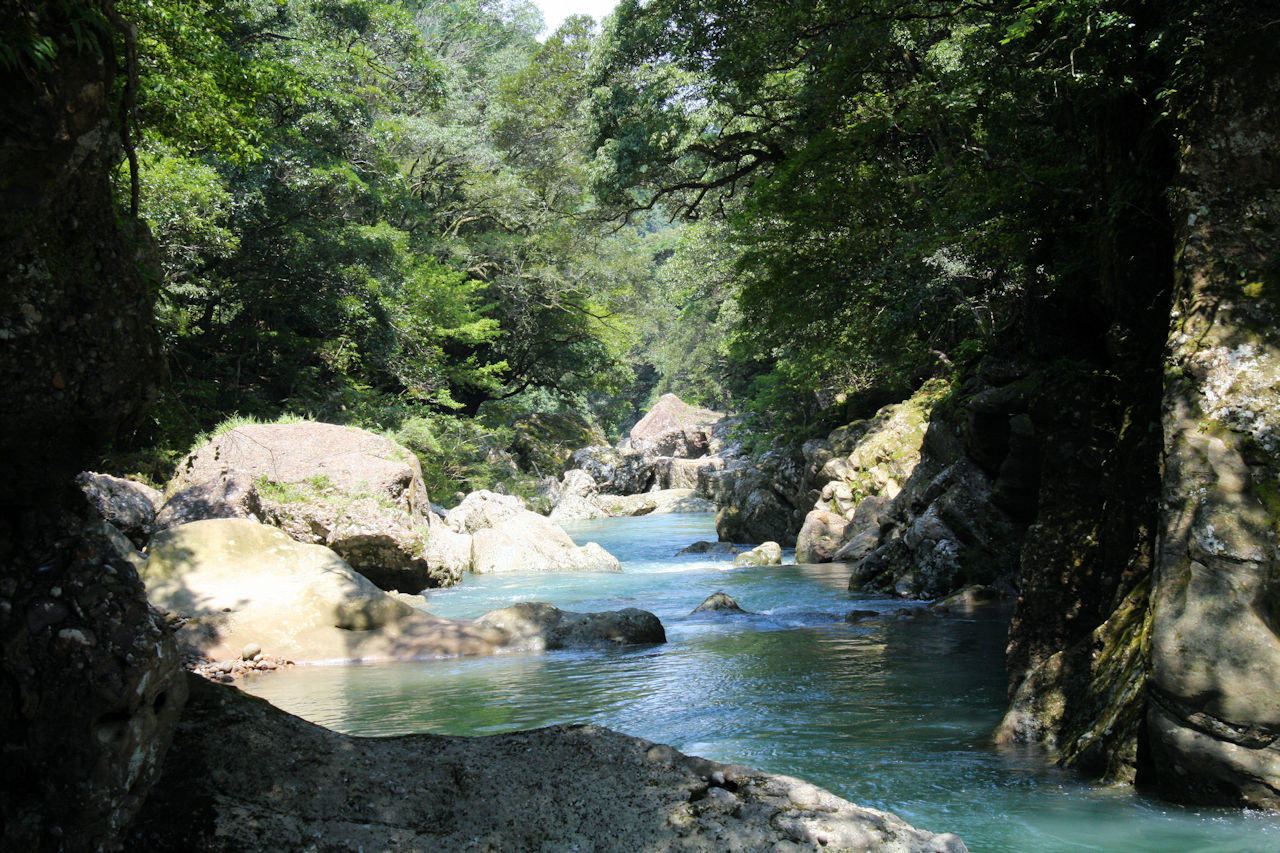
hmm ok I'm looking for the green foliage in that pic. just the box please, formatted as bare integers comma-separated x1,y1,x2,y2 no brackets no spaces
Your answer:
389,413,518,502
588,0,1224,440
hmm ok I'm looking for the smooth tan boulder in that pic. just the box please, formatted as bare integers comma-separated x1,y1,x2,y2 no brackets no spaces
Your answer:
142,518,508,663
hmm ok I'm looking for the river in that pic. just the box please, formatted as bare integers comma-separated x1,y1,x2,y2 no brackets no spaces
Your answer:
243,512,1280,851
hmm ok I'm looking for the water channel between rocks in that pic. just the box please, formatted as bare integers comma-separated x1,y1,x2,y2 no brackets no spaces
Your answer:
242,512,1280,852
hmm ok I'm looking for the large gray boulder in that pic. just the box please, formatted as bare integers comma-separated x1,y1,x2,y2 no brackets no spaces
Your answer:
570,445,655,494
628,393,724,458
133,675,969,852
171,421,431,521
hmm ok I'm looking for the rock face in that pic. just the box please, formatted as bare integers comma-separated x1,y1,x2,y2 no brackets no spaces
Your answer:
1,511,188,852
628,393,723,458
1147,42,1280,809
0,6,179,849
794,381,946,563
713,448,808,545
132,675,968,853
171,421,431,521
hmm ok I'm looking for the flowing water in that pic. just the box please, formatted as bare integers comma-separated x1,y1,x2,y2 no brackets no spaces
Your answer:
243,512,1280,851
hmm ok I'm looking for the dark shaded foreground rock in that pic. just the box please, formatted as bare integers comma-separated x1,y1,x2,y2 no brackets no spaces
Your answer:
131,675,967,853
1,510,187,851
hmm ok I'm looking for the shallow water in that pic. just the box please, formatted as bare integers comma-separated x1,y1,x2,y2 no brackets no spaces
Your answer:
243,512,1280,851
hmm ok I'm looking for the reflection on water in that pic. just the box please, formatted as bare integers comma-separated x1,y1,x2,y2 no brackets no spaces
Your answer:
243,512,1280,852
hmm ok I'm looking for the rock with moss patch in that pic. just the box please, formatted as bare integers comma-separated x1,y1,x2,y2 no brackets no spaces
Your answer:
510,412,606,476
171,421,431,521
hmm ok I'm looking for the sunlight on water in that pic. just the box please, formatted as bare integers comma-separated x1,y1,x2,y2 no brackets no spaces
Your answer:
243,511,1280,852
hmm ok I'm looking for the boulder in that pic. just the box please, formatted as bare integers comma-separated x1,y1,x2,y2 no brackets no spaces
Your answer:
153,469,262,531
713,448,807,545
549,493,612,523
510,412,606,476
795,509,849,564
170,421,431,521
325,498,445,592
132,675,969,852
75,471,162,546
676,541,745,557
450,490,622,574
471,520,621,574
691,592,748,613
733,542,783,567
569,445,655,495
561,468,599,498
142,518,514,662
445,489,526,533
423,520,474,578
474,602,665,649
628,393,723,458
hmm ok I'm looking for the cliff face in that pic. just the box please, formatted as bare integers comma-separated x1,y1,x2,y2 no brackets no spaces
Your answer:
0,3,184,850
0,0,162,509
1148,33,1280,808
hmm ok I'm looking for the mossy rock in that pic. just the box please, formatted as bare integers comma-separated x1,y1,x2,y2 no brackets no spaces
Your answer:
510,413,606,476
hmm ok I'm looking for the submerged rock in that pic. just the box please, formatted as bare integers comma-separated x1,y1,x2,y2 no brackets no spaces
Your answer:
475,601,665,649
691,592,749,614
677,540,744,557
131,675,969,852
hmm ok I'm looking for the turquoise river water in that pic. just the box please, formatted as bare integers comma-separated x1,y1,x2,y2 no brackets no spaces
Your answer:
243,512,1280,851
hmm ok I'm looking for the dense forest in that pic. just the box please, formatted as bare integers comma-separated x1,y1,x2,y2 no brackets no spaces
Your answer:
0,0,1238,485
33,0,1240,491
